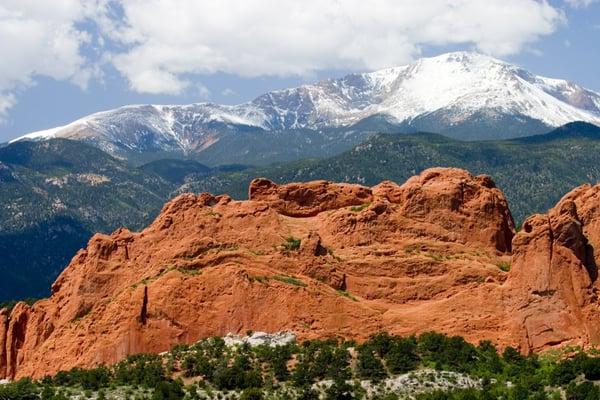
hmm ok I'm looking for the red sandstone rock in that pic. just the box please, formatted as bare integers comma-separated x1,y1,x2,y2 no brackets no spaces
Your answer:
0,308,7,378
4,167,600,379
372,168,515,252
249,178,373,217
505,184,600,352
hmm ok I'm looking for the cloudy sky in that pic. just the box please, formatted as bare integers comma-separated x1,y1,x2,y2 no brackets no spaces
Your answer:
0,0,599,141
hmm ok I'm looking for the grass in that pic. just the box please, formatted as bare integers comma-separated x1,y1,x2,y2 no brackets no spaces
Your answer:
336,290,358,301
178,267,201,276
283,236,301,251
272,274,307,287
403,246,459,262
427,251,445,262
404,245,420,254
350,203,370,212
497,261,511,272
249,275,269,284
131,266,175,288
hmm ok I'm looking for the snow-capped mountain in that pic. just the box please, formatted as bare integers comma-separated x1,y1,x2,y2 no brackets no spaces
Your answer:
12,52,600,164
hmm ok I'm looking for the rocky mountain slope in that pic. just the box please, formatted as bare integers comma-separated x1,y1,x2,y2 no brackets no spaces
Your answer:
0,139,174,301
2,168,600,380
188,122,600,223
11,52,600,165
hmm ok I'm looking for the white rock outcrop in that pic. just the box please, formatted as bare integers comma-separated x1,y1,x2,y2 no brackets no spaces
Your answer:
224,331,296,347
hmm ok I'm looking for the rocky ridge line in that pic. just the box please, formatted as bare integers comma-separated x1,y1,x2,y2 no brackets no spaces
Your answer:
1,168,600,379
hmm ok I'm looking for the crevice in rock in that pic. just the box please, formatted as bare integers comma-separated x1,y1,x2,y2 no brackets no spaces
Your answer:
140,286,148,325
532,289,556,297
547,216,554,271
585,243,598,283
570,205,597,283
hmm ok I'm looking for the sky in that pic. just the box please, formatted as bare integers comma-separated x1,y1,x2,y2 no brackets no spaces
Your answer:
0,0,599,142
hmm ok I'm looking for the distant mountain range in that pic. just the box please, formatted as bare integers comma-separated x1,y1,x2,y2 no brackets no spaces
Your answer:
10,52,600,165
3,122,600,301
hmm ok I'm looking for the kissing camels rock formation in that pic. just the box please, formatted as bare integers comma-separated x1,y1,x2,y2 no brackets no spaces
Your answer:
2,167,600,379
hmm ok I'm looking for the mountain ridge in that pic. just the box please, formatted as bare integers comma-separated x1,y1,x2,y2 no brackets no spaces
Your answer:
0,139,174,300
4,168,600,379
10,52,600,165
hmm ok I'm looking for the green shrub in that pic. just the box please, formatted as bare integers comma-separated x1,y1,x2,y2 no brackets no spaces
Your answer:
0,378,38,400
582,356,600,380
240,387,264,400
566,381,600,400
356,345,387,380
350,204,370,212
9,330,600,400
272,275,307,287
297,386,320,400
325,377,354,400
336,290,357,301
497,261,511,272
151,380,185,400
283,237,301,251
212,354,263,391
114,354,166,389
385,337,420,374
551,358,578,385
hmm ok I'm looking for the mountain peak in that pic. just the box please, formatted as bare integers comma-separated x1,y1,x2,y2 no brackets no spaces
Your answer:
10,52,600,164
416,50,506,65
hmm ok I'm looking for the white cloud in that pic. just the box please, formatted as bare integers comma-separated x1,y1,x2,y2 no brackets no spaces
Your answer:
0,0,98,121
0,93,16,120
197,84,211,100
102,0,565,95
0,0,569,108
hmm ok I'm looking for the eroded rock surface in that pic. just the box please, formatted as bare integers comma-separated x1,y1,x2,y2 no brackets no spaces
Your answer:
2,168,600,379
505,184,600,352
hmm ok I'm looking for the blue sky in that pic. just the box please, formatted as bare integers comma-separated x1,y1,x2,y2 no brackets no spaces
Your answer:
0,0,599,142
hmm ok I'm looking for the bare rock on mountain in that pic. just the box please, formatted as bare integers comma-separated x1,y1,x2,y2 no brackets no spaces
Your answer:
248,178,373,217
5,168,600,379
0,309,7,378
505,184,600,352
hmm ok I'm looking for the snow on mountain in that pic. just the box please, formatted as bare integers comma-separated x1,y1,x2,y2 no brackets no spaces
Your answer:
13,103,269,156
12,52,600,158
252,51,600,130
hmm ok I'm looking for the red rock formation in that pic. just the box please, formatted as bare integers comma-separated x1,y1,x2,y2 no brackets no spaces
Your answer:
249,178,373,217
2,167,599,379
0,308,7,378
505,184,600,352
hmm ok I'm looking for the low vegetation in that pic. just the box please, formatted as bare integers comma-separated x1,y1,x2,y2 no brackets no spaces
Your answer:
272,275,307,288
0,297,39,313
350,204,370,212
283,237,302,252
497,262,511,272
4,332,600,399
